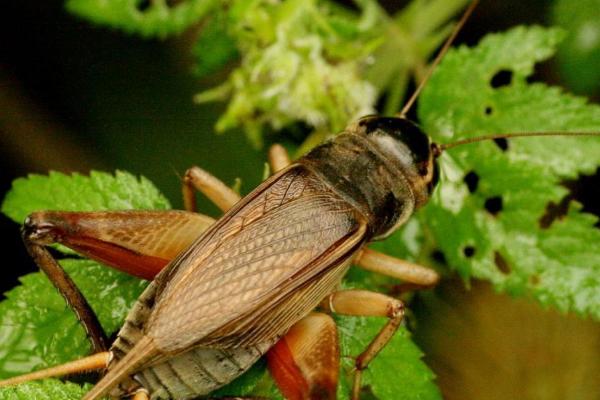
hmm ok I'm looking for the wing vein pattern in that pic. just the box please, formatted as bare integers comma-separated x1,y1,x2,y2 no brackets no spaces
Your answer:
146,166,367,353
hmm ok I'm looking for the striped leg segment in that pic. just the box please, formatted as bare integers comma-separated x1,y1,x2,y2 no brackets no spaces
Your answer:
24,210,214,280
267,312,339,400
321,290,405,400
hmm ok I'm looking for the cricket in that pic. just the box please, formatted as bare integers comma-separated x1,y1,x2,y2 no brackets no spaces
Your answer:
1,1,599,399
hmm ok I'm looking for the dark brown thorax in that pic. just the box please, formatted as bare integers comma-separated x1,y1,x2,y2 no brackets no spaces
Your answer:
299,116,439,240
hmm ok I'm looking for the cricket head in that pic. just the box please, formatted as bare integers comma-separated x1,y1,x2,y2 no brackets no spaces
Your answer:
354,115,440,209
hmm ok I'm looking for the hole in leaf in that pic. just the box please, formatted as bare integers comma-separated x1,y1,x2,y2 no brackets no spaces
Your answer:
490,69,513,88
136,0,151,11
568,167,600,227
539,167,600,228
484,196,503,215
527,58,553,84
494,251,510,274
494,138,508,151
539,196,571,229
484,106,493,116
463,171,479,193
463,246,476,258
431,250,447,264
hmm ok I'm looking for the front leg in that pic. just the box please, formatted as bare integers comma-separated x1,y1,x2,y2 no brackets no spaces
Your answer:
268,144,291,173
183,145,291,213
182,166,241,212
321,290,405,400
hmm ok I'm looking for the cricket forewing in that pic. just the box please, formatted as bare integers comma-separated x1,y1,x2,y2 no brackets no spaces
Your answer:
146,117,438,354
147,167,367,353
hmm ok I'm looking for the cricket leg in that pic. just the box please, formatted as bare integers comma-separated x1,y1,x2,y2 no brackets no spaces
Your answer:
0,352,111,387
355,248,439,287
182,166,241,212
183,145,290,213
267,312,339,400
22,209,215,352
268,144,291,173
321,290,405,400
24,210,214,280
22,236,108,353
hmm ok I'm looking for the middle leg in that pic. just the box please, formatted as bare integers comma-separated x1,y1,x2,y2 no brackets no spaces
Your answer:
268,144,291,173
355,248,439,287
182,144,291,213
182,166,241,213
321,289,405,400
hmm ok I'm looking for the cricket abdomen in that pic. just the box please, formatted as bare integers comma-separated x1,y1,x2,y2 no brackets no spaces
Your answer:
107,270,276,399
134,342,274,399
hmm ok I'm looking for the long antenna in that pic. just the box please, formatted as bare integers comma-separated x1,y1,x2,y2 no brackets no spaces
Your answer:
398,0,479,118
432,131,600,156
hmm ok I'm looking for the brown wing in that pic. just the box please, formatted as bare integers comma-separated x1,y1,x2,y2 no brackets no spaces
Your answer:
146,165,367,353
210,254,358,348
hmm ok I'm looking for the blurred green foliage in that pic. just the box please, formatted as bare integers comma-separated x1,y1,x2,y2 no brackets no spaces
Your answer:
66,0,218,38
195,0,381,148
0,380,91,399
63,0,470,148
193,0,469,149
552,0,600,96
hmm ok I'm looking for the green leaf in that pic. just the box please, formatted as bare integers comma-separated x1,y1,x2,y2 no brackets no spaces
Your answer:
0,379,91,400
0,170,166,379
0,260,146,379
1,170,170,225
418,26,600,319
196,0,382,147
215,312,441,400
65,0,219,39
552,0,600,95
0,171,167,378
337,317,441,400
